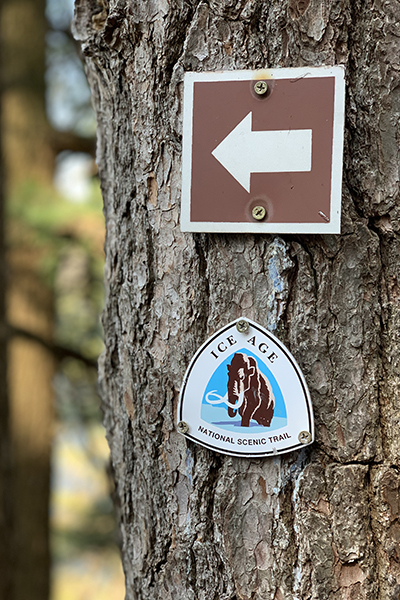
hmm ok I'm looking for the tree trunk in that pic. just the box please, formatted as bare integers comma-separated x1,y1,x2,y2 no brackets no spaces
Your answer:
0,36,13,600
74,1,400,598
1,1,54,598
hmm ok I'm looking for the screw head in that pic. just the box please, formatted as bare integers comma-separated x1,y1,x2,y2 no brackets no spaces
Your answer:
254,80,268,95
298,431,312,445
177,421,189,434
252,206,266,221
236,319,250,334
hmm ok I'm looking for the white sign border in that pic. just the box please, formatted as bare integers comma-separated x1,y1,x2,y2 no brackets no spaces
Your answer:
181,66,345,234
178,318,314,458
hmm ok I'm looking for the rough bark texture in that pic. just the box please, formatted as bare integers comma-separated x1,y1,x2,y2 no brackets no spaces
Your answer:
74,1,400,598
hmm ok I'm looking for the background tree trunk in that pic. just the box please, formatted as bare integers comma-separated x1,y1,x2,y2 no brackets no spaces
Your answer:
1,1,54,597
74,1,400,598
0,34,13,600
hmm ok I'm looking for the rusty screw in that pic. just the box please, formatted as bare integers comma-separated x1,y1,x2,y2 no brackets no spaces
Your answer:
252,206,266,221
236,319,249,334
177,421,189,434
254,80,268,95
298,431,312,444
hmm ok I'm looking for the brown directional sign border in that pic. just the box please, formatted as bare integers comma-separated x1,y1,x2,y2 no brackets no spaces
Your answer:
181,67,345,234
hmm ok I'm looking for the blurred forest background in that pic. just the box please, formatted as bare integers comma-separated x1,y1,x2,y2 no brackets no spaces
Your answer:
0,0,124,598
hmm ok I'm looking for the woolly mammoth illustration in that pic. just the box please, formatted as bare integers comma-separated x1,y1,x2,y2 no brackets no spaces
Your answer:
227,353,275,427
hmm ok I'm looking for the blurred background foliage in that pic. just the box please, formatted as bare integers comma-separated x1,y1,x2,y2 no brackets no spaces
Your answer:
1,0,124,598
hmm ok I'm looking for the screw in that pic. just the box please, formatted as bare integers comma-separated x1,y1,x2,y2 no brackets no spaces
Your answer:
177,421,189,434
298,431,312,444
254,80,268,95
252,206,266,221
236,319,249,334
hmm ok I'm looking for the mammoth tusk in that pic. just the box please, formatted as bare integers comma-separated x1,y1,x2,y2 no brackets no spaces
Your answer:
205,390,245,410
205,391,229,404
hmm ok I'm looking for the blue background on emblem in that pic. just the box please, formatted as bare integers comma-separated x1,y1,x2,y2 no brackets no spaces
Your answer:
201,348,287,433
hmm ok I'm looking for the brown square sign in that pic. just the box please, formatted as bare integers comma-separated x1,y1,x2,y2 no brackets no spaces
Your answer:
181,67,345,234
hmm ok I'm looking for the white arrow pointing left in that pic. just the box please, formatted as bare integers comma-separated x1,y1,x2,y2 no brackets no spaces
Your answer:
211,112,312,193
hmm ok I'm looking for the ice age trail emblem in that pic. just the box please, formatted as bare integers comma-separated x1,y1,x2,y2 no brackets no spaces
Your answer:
201,349,287,433
178,317,313,457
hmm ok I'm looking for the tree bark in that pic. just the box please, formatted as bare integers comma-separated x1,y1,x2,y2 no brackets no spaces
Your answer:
74,1,400,598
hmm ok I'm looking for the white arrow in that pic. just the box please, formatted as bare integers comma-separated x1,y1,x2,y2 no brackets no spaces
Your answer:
211,112,312,193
